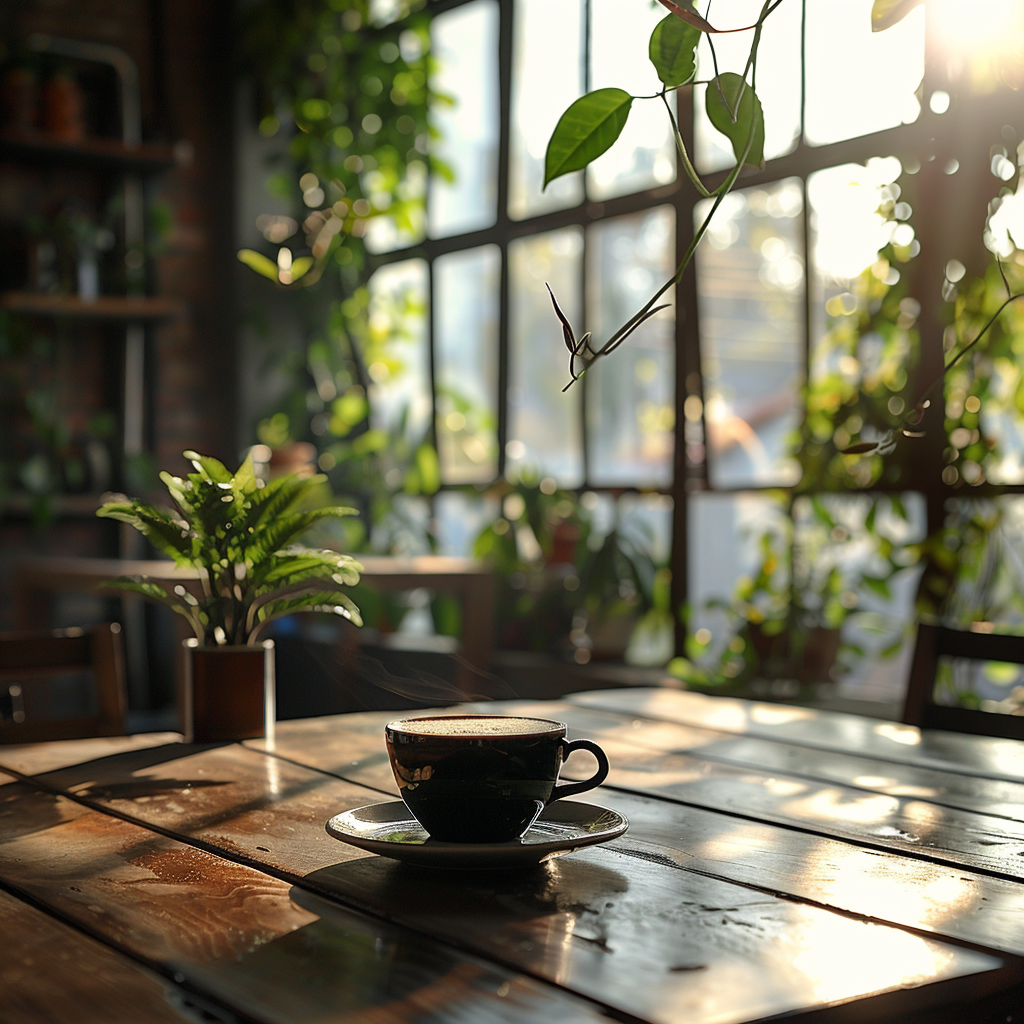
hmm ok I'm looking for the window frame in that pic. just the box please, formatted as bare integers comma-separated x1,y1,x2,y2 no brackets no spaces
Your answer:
367,0,1024,657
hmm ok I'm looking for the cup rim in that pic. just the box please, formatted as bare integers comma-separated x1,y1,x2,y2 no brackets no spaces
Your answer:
385,713,566,739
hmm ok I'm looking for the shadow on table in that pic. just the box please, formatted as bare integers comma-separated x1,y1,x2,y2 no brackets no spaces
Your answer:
300,853,631,950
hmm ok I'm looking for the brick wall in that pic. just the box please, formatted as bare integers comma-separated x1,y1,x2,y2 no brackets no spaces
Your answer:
1,0,238,631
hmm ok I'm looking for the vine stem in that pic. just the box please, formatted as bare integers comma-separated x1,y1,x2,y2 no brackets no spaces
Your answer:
911,290,1024,418
562,0,776,390
661,91,712,198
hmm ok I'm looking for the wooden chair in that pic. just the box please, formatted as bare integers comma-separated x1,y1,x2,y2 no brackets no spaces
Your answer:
903,621,1024,739
0,624,128,743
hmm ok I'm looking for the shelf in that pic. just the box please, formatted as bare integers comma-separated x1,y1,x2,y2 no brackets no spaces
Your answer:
1,493,108,518
1,292,185,321
0,128,181,173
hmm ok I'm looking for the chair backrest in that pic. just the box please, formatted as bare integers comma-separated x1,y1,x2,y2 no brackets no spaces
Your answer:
0,624,128,743
903,621,1024,739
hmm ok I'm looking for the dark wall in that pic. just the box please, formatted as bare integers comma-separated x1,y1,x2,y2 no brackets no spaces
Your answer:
0,0,238,630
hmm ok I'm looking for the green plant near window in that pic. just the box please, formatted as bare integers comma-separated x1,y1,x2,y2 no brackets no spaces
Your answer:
670,490,916,693
96,450,363,646
544,0,1024,690
237,0,444,554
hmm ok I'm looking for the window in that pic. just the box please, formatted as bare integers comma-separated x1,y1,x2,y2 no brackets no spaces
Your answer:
362,0,1024,690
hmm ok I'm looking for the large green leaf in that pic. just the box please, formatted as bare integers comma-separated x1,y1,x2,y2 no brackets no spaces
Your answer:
96,502,193,562
105,577,202,634
158,472,190,511
232,451,260,494
289,256,315,282
255,588,363,629
544,88,633,188
185,450,233,483
705,73,764,169
249,473,329,529
250,506,359,562
649,13,700,88
261,550,362,587
244,474,307,529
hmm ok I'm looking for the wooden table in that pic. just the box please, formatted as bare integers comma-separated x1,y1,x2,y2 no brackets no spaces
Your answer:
14,555,496,694
2,686,1023,1023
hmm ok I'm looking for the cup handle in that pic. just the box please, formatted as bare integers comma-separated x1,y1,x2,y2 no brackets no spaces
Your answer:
550,737,610,802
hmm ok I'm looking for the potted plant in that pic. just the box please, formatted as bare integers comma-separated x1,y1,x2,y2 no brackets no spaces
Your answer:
97,450,362,741
574,518,660,662
472,472,660,664
670,490,915,699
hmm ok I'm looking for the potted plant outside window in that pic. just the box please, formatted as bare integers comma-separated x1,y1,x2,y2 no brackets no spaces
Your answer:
97,450,362,741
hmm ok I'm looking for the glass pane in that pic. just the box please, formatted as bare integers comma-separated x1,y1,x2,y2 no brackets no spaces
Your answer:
806,158,912,486
435,490,498,556
509,0,585,220
695,179,805,488
620,492,673,566
429,1,499,237
588,0,675,200
943,256,1024,487
587,207,675,487
688,490,781,640
366,259,431,445
434,245,501,483
804,0,924,146
796,493,926,705
928,497,1024,629
687,491,925,702
694,0,801,173
508,228,584,483
591,493,674,667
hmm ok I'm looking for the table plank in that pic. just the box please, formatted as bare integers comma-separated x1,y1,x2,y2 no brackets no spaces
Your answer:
308,699,1024,827
0,732,182,777
10,737,1018,1024
489,700,1024,824
0,888,195,1024
566,688,1024,782
0,780,611,1024
520,701,1024,879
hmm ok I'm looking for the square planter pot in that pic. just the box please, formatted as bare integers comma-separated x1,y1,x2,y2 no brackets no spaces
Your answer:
181,639,275,743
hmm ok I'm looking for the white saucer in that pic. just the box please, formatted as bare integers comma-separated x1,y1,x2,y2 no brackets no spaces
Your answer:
325,800,628,870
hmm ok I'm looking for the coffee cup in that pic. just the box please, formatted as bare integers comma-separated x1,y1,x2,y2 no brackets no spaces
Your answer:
384,714,610,843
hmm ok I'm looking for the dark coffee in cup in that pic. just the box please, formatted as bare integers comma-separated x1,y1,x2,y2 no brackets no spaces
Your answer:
385,714,610,843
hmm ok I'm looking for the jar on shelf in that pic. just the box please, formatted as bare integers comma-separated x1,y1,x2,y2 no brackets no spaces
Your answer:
40,66,87,140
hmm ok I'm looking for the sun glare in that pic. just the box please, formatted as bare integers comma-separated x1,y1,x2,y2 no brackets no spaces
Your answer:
931,0,1024,55
930,0,1024,90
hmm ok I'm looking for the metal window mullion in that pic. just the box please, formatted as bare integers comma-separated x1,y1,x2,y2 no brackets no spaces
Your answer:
495,0,515,479
670,78,702,654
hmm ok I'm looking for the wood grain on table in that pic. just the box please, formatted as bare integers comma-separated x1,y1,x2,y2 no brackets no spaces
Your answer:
0,721,1014,1024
